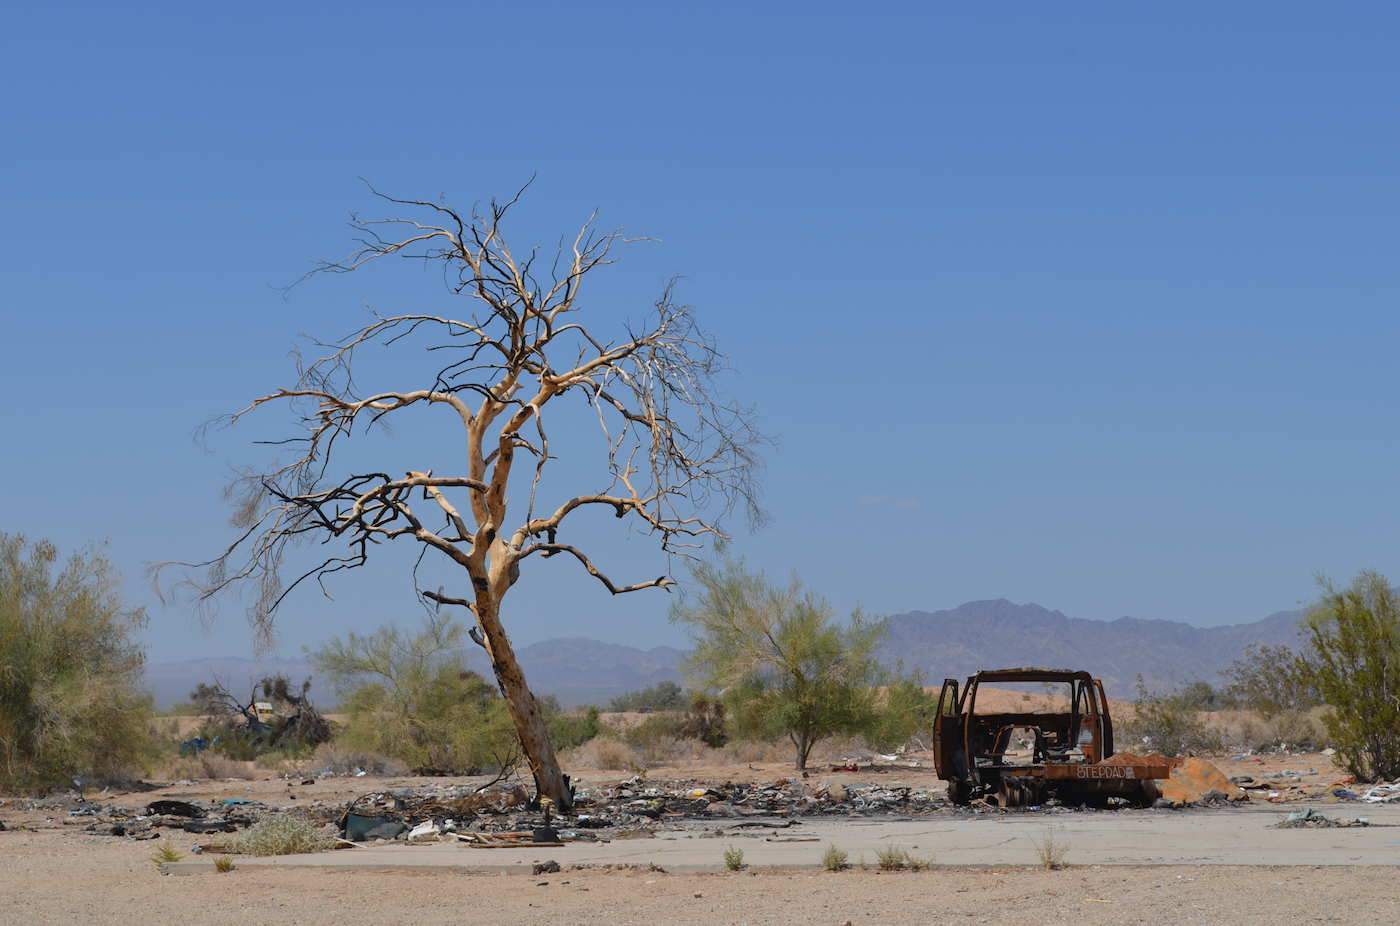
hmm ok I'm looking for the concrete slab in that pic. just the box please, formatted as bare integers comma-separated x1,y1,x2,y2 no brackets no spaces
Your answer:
163,803,1400,874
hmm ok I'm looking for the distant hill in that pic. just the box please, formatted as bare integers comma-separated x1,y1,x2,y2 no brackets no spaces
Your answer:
876,599,1308,699
466,637,685,708
145,640,683,710
145,601,1307,709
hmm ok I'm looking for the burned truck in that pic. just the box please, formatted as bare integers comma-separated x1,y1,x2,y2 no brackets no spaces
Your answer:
933,667,1170,808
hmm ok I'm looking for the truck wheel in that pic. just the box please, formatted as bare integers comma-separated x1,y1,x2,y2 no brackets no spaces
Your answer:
947,780,972,805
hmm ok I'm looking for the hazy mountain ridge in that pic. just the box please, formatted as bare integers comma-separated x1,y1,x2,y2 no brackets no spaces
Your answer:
877,599,1308,699
145,601,1306,708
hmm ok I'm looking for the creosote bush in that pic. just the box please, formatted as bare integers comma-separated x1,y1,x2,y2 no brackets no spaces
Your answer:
231,814,336,856
723,845,744,870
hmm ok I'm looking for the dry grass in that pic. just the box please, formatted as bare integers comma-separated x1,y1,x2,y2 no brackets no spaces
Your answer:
213,856,234,873
153,754,256,781
821,844,849,871
562,737,638,771
1030,829,1070,869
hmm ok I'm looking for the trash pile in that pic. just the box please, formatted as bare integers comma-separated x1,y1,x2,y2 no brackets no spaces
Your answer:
307,774,951,847
1333,782,1400,803
1272,807,1370,828
0,793,269,840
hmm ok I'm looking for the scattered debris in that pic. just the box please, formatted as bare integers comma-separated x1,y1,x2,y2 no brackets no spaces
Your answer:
1273,808,1371,828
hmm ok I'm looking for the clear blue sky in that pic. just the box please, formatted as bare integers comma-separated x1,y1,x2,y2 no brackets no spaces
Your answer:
2,3,1396,663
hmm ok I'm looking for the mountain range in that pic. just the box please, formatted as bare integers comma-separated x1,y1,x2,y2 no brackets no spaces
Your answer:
875,599,1308,699
144,599,1309,708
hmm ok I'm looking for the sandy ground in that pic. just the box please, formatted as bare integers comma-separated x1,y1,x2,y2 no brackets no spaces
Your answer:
0,750,1382,926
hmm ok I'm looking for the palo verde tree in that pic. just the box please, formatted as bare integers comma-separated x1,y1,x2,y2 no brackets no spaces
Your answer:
671,549,887,770
1304,569,1400,782
155,185,767,809
1,534,153,789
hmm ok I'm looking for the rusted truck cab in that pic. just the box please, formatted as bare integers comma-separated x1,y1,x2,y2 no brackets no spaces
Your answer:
933,667,1167,808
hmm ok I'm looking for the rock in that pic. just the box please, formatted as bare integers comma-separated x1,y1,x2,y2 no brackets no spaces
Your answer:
533,860,561,875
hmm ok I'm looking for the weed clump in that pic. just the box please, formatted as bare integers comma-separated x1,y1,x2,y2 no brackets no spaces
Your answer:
875,844,932,870
150,840,183,869
213,856,234,873
1030,829,1070,869
722,844,744,871
821,844,849,871
231,814,336,856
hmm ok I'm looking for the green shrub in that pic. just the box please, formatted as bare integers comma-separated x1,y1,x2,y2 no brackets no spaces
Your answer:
1305,570,1400,782
608,681,687,712
231,814,336,856
310,614,519,774
550,706,602,749
0,534,155,789
723,844,744,870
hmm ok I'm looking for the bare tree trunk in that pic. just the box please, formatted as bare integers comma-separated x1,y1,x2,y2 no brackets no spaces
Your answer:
476,599,572,810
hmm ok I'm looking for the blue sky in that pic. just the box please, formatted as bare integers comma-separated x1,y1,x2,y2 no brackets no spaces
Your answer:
2,3,1396,663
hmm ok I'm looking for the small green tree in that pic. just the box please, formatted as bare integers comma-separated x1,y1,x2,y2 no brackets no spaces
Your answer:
308,612,518,774
608,681,688,712
1304,570,1400,782
866,668,938,753
1223,644,1321,719
0,534,153,789
669,550,887,770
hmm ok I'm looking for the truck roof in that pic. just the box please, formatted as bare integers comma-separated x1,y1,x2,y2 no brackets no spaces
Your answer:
968,667,1094,684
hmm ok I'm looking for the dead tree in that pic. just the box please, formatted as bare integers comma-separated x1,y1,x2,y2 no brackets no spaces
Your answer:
155,185,767,810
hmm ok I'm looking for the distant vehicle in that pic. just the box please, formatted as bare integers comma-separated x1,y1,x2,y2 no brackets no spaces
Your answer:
932,667,1170,808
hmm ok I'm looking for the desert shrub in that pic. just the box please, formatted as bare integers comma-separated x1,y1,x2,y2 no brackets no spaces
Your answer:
866,669,938,752
1304,570,1400,781
150,840,183,868
608,681,688,712
0,534,156,789
550,706,602,750
310,613,519,774
723,845,744,870
1223,644,1321,718
1175,681,1237,712
875,844,931,870
821,844,849,870
214,856,234,873
231,814,336,856
1121,676,1226,756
